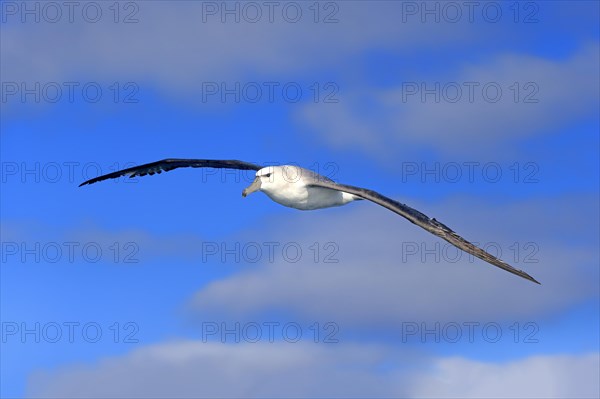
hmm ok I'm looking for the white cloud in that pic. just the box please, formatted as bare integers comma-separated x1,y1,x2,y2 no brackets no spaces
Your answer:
188,194,598,328
1,2,469,94
27,340,600,398
298,43,600,157
408,353,600,398
28,341,405,398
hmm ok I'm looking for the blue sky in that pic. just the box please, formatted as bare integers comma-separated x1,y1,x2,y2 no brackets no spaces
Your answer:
1,1,599,397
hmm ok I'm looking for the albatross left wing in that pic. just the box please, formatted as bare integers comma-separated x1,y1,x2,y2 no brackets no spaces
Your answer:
306,179,540,284
79,159,263,187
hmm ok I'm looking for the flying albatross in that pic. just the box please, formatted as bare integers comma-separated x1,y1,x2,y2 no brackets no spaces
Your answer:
79,158,540,284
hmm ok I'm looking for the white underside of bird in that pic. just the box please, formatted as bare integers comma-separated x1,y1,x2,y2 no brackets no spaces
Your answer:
242,165,361,210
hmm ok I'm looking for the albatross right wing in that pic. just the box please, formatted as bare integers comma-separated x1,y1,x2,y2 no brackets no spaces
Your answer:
307,179,540,285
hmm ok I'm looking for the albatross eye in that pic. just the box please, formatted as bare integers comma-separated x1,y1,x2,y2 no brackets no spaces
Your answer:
264,173,272,178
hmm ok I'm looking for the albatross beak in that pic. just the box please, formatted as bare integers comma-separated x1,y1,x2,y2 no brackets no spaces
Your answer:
242,177,262,197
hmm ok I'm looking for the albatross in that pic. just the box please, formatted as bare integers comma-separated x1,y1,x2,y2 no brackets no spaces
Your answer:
79,158,540,284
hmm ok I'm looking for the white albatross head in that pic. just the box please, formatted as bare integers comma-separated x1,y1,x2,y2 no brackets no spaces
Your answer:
241,165,305,198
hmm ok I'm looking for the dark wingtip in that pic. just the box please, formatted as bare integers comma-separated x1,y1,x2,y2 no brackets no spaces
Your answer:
521,271,541,285
79,177,100,187
530,276,542,285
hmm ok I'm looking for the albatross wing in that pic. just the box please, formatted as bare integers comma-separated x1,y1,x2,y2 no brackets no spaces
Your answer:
307,179,540,284
79,159,263,187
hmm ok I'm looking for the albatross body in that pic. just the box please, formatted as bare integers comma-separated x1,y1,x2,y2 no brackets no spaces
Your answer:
79,158,540,284
243,166,360,210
